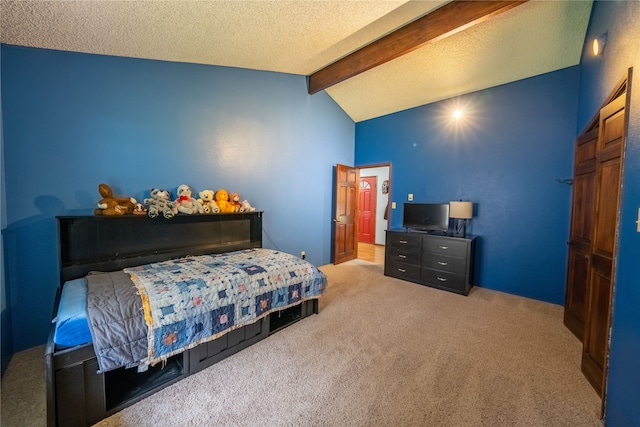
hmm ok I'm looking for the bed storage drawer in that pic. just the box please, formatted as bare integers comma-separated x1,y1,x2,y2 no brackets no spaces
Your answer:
54,357,102,427
189,318,269,374
104,354,186,413
51,350,188,427
269,299,316,333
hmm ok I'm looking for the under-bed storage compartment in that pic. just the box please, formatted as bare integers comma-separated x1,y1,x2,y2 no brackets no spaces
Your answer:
189,299,319,373
270,299,318,334
105,354,185,412
189,318,269,374
51,346,188,427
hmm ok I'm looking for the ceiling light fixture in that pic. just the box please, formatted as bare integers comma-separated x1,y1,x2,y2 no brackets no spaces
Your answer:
453,109,463,119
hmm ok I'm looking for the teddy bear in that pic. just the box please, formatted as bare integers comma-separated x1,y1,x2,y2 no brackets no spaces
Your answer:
144,188,176,219
228,192,242,212
215,189,236,213
239,199,256,212
174,184,203,215
94,183,137,216
197,189,219,214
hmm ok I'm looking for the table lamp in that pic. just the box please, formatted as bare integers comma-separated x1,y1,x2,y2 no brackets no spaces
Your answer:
449,201,473,237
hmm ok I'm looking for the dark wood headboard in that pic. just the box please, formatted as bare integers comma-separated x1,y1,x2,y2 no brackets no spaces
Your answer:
57,212,263,283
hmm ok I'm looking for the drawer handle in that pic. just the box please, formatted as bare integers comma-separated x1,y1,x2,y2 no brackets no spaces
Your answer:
398,268,406,273
439,245,449,250
437,261,448,266
399,240,408,244
437,277,447,282
398,254,407,259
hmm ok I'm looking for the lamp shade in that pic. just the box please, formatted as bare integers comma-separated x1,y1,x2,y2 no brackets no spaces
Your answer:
449,201,473,219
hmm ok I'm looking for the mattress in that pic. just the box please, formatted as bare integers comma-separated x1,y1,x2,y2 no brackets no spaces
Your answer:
53,278,92,348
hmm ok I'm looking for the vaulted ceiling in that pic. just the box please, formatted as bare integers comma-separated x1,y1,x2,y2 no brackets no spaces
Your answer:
0,0,593,122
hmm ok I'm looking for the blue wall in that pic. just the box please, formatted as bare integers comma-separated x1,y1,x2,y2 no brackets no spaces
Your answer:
355,67,580,305
1,45,355,351
0,44,10,376
578,2,640,426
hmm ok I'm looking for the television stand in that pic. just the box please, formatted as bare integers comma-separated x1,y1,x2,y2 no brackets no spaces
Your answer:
385,229,476,295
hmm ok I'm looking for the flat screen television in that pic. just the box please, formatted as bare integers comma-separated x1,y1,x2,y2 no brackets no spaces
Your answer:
402,203,450,233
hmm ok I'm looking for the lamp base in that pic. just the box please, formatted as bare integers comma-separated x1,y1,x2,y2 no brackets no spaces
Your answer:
453,219,466,238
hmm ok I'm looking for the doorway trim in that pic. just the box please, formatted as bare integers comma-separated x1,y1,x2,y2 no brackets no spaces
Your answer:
356,162,392,247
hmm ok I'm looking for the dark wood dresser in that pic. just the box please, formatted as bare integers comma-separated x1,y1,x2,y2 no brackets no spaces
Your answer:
384,229,477,295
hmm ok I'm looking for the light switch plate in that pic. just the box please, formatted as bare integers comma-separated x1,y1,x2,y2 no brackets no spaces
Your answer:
392,202,396,209
408,194,413,201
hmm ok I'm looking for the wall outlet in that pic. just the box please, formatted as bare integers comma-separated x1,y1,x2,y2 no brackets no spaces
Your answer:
301,251,306,259
408,194,413,201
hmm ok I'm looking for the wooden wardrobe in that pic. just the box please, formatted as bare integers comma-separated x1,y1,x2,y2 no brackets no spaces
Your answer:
564,75,629,404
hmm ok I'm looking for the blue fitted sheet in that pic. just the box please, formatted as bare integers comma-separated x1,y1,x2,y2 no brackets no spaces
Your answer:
53,278,92,347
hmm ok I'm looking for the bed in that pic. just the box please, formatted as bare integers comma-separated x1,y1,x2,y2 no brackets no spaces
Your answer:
45,212,326,427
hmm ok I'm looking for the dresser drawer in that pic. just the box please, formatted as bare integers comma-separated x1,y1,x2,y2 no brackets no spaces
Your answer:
385,260,421,281
421,268,465,291
386,233,422,252
386,249,421,265
421,253,466,273
422,237,467,258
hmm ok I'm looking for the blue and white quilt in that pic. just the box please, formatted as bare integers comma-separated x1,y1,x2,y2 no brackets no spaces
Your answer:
124,248,326,369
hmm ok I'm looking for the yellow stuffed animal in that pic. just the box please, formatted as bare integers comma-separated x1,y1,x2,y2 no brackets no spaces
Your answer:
215,189,236,213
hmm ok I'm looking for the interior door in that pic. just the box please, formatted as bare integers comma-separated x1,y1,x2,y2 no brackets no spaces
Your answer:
334,164,359,264
564,128,598,340
358,176,377,244
581,92,626,399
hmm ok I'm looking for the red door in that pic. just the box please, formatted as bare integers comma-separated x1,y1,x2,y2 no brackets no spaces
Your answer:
358,176,377,244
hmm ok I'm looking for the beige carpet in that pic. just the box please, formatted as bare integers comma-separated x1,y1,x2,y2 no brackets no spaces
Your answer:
1,260,602,426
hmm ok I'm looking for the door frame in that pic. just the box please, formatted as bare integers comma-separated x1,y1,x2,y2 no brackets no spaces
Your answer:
356,163,392,246
332,162,392,264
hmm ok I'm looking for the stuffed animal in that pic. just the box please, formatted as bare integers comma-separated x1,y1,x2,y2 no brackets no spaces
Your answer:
144,188,176,219
215,189,236,213
239,199,256,212
174,184,203,215
228,192,242,212
132,203,148,216
94,183,136,216
197,189,219,214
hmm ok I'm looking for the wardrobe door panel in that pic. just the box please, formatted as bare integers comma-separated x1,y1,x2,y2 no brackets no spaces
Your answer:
581,92,626,398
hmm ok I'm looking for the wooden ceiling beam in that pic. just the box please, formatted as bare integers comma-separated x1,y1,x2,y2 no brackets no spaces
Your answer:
307,0,528,94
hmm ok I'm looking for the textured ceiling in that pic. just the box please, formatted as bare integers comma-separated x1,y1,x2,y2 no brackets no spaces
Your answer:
0,0,592,122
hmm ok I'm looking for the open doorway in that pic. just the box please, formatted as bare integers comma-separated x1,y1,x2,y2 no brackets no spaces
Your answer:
357,164,390,265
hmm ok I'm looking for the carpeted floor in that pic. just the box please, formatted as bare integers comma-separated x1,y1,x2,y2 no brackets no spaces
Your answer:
1,260,602,426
